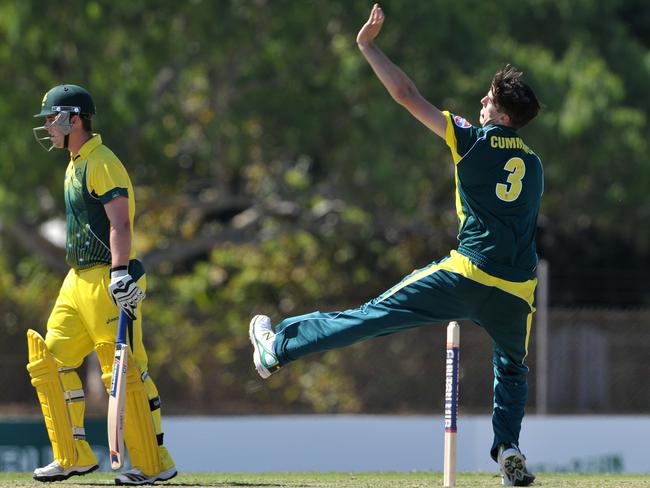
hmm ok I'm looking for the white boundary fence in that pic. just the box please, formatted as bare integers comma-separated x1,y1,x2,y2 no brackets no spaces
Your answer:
2,414,648,473
161,415,649,473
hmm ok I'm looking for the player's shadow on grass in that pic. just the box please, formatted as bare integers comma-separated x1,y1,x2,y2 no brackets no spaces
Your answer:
225,484,307,487
174,483,303,487
148,484,305,487
69,483,296,487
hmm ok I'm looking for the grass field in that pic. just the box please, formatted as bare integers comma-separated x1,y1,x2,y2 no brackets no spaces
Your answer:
1,472,650,487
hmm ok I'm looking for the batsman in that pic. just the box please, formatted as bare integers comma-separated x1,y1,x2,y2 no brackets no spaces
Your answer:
250,4,542,486
27,84,177,485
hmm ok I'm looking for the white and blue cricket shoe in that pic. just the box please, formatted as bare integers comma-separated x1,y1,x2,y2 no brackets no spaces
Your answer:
498,444,536,486
33,460,98,482
115,466,177,486
249,314,280,379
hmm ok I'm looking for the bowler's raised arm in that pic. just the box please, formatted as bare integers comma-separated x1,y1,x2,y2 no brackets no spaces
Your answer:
356,4,447,139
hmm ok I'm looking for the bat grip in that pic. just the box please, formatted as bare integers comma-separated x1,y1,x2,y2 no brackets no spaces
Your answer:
116,310,128,346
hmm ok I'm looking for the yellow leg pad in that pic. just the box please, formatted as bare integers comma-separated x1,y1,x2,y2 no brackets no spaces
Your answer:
159,446,175,472
26,329,77,468
58,368,98,467
95,342,116,391
124,367,162,476
143,375,176,471
94,342,161,476
143,375,162,440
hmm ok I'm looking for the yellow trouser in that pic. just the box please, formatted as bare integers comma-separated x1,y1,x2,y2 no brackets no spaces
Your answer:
28,263,174,474
45,264,148,368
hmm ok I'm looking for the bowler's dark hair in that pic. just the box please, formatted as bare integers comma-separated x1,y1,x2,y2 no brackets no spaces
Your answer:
491,65,541,129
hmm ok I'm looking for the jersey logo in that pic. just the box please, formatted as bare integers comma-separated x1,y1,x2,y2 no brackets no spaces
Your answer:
454,115,472,128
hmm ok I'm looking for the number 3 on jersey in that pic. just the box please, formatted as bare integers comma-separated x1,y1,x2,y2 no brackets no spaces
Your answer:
496,157,526,202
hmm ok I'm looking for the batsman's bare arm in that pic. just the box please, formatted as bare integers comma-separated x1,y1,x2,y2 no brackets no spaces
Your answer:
105,194,144,319
357,3,447,139
104,196,131,268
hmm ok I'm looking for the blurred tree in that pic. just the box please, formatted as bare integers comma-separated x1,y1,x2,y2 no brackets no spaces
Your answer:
0,0,648,413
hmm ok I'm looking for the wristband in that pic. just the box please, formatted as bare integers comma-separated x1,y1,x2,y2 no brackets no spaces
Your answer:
110,266,128,279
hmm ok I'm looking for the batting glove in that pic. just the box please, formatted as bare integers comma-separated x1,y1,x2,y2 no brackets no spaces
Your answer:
108,266,145,320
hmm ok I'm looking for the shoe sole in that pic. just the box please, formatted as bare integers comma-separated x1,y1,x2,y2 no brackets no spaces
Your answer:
500,452,535,486
249,315,272,379
115,468,178,486
158,469,178,482
34,464,98,483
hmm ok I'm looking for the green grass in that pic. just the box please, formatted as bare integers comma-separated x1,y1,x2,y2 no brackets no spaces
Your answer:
1,471,649,487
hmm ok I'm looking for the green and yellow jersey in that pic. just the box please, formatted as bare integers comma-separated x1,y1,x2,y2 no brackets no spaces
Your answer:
63,134,136,269
442,111,543,282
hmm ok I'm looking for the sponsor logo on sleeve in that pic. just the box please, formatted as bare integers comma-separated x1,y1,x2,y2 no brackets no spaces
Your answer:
454,115,472,128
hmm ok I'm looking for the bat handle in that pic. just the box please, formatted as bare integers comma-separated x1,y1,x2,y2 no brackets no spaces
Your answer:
116,310,128,346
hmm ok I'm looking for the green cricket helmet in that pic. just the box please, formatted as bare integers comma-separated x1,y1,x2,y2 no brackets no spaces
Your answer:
34,84,96,118
33,84,96,151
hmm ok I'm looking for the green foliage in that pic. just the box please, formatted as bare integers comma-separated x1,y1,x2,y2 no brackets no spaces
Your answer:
1,0,649,412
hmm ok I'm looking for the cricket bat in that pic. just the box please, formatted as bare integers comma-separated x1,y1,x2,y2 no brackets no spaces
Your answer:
108,310,129,470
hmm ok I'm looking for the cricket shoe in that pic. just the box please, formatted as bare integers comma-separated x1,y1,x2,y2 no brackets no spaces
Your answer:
33,460,98,482
498,444,536,486
249,314,280,379
115,466,178,485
